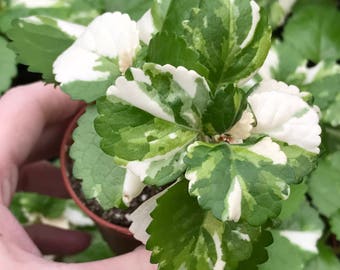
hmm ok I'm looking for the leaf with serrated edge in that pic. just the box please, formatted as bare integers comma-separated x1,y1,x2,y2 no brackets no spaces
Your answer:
147,180,269,270
202,84,248,136
330,210,340,241
151,0,271,88
146,32,208,77
70,105,126,209
258,39,340,127
0,37,16,93
260,201,323,270
308,152,340,217
106,63,211,129
249,80,321,154
95,97,197,187
53,12,142,102
283,4,340,63
7,15,84,82
184,138,295,225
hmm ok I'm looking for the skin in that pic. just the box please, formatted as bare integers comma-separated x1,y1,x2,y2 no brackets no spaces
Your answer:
0,82,157,270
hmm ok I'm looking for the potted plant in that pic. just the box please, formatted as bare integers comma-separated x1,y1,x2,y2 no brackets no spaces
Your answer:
7,0,340,268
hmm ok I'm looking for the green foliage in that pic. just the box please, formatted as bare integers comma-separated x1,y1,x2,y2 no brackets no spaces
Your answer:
330,210,340,241
202,85,247,135
304,244,340,270
104,0,152,20
7,0,340,268
0,36,16,93
284,5,340,62
7,16,77,82
259,201,324,270
70,105,126,209
147,32,208,77
147,180,271,270
257,3,340,128
152,0,271,88
308,152,340,217
10,192,67,221
184,141,313,225
0,0,103,33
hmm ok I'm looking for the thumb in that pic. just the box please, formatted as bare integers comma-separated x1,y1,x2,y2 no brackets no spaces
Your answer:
56,246,157,270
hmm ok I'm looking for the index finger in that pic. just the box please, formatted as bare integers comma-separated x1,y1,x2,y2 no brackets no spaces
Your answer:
0,82,81,205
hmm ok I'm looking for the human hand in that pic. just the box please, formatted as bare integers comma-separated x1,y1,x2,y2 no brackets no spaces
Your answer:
0,82,157,270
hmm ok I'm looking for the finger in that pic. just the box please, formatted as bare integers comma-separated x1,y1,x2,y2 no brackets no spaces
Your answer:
0,82,81,205
17,161,69,199
0,81,81,166
56,246,157,270
26,119,73,163
25,224,91,256
0,205,41,256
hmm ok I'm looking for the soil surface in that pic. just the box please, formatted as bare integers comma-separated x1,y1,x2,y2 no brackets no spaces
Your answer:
69,166,168,227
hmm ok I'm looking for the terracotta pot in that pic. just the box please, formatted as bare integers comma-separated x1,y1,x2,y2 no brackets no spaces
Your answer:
60,108,141,255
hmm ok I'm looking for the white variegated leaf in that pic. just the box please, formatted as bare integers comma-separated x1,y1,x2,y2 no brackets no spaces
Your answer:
248,80,321,153
146,181,271,270
184,140,294,225
95,97,197,189
107,63,211,129
137,9,156,44
53,12,142,102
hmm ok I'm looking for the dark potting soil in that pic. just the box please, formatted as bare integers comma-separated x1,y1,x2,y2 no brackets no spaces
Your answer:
70,173,167,227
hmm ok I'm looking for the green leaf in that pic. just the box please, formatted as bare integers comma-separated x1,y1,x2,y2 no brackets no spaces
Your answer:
151,0,199,33
70,105,126,210
184,141,297,225
0,36,16,93
0,0,102,33
95,97,196,186
105,63,211,130
278,201,324,232
105,0,152,20
278,182,308,220
259,230,312,270
151,0,271,88
323,96,340,127
304,243,340,270
184,0,271,87
330,210,340,241
260,40,305,84
256,0,293,29
278,143,318,182
147,180,270,270
7,16,81,82
323,126,340,154
59,57,120,102
146,32,208,77
283,4,340,63
52,11,152,102
11,192,67,219
202,85,248,135
10,193,29,224
260,201,324,270
308,152,340,217
258,38,340,127
235,229,273,270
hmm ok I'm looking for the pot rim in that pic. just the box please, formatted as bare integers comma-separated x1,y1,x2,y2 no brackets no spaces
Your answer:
60,106,133,236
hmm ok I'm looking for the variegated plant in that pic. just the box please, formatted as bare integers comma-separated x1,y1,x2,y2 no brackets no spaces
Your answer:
7,0,324,269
